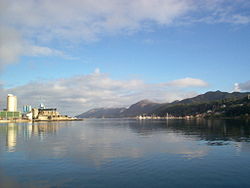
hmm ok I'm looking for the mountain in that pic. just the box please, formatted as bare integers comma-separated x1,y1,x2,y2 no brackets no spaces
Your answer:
77,99,162,118
172,90,248,104
122,100,163,117
156,94,250,117
77,107,126,118
155,91,250,115
77,91,250,118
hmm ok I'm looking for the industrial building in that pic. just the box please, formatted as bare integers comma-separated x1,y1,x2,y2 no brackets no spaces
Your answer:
0,111,21,119
0,94,21,120
23,105,32,113
32,106,74,121
1,94,81,122
7,94,17,112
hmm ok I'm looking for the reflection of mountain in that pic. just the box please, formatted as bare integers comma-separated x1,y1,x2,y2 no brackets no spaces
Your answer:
45,119,250,165
0,119,250,167
127,119,250,142
235,142,250,152
59,120,210,165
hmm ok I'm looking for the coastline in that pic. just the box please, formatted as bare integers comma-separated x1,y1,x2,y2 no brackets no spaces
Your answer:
0,119,31,123
0,118,84,124
80,116,250,120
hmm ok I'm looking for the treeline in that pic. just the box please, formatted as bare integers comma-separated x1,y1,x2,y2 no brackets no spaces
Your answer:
152,96,250,118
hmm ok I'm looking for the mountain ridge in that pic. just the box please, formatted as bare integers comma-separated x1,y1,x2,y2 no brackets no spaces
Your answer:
77,91,250,118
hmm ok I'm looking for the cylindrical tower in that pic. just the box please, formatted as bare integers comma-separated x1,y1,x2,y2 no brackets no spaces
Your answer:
7,94,17,112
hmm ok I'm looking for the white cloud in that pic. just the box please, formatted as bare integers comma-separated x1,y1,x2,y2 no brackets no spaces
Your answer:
0,71,208,115
0,26,23,68
0,26,64,69
229,15,250,24
94,68,101,74
1,0,193,42
233,83,241,92
234,81,250,92
1,0,249,67
25,46,64,57
165,77,208,88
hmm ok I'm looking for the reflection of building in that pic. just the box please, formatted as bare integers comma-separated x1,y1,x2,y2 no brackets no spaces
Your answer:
3,123,60,151
6,123,17,152
24,123,59,140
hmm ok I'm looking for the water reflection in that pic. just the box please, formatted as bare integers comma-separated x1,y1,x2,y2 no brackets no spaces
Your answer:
0,119,249,160
131,119,250,142
0,122,63,152
0,120,249,158
6,123,17,152
0,119,250,187
26,123,58,139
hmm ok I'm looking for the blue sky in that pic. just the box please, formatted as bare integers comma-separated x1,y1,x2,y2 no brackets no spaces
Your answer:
0,0,250,114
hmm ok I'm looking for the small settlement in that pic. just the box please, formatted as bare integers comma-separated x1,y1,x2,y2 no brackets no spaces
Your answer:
0,94,81,123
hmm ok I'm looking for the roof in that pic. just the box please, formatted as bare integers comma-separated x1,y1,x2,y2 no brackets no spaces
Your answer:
39,108,57,111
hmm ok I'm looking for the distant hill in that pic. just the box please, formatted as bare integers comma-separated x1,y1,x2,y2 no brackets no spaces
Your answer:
77,99,162,118
77,91,250,118
77,107,126,118
172,90,248,104
122,100,163,117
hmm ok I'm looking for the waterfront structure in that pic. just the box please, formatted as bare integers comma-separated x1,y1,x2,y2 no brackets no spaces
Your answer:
32,108,39,119
39,108,59,117
0,111,21,119
1,94,81,122
31,107,77,121
35,108,60,121
7,94,17,112
40,103,45,109
0,94,21,120
25,112,33,120
23,105,32,113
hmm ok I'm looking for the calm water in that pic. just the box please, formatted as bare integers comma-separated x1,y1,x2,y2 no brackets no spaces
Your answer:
0,119,250,188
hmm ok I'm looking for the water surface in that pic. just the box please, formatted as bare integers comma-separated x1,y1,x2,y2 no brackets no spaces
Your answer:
0,119,250,187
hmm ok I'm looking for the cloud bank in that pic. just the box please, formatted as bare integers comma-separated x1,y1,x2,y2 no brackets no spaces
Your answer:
0,70,208,115
234,81,250,92
0,26,64,69
1,0,250,67
165,77,208,88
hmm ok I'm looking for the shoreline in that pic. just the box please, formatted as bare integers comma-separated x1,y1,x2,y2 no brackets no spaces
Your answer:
0,119,31,123
1,116,248,123
0,118,84,124
79,116,250,120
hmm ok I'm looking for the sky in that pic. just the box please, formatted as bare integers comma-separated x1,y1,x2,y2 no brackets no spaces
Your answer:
0,0,250,115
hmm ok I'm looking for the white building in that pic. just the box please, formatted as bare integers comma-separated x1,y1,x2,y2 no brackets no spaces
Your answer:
7,94,17,112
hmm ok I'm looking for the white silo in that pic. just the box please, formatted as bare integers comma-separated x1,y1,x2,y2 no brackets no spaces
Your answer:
7,94,17,112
